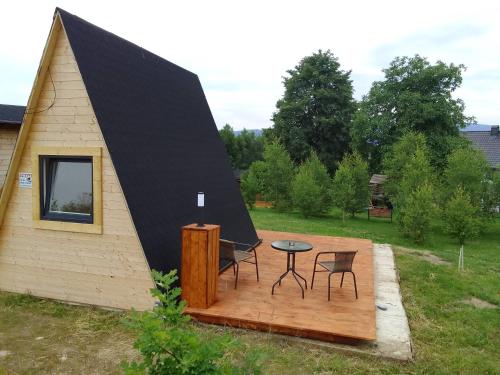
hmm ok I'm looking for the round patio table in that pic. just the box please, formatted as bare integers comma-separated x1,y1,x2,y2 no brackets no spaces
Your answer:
271,240,313,299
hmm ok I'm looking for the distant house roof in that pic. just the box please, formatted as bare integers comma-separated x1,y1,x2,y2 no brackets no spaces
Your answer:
461,124,492,132
370,174,387,185
461,126,500,169
0,105,25,125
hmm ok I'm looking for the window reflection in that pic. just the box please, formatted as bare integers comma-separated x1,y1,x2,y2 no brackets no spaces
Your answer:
41,157,93,223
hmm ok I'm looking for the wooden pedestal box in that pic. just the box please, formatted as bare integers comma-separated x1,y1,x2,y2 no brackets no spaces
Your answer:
181,224,220,308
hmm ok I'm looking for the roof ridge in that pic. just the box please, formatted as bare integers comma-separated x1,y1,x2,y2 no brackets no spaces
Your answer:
55,7,198,78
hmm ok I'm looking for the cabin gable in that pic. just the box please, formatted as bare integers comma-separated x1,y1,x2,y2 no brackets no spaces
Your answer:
0,19,155,310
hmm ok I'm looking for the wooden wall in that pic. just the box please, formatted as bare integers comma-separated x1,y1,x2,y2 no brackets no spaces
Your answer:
0,25,156,310
0,126,19,189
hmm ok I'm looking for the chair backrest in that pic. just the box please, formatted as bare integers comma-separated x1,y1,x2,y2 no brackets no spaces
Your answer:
219,239,236,261
333,251,357,272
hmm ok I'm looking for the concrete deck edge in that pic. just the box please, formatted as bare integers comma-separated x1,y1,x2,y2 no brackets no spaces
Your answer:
373,243,413,360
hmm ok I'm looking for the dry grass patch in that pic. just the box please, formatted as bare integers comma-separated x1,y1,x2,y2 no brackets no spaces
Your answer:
461,297,497,309
394,246,451,266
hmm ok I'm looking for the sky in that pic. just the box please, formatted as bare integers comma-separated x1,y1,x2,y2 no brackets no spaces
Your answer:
1,0,499,130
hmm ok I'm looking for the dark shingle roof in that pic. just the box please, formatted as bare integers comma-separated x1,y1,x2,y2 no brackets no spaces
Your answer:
57,8,258,274
462,131,500,168
0,104,25,125
461,124,492,132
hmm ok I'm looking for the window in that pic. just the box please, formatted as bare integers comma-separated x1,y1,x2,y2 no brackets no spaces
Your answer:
40,157,93,223
32,147,102,234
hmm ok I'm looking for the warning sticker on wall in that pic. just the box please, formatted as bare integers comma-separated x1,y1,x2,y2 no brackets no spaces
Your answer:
19,173,32,188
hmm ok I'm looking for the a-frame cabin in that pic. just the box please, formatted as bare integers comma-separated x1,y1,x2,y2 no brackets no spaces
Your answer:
0,8,258,310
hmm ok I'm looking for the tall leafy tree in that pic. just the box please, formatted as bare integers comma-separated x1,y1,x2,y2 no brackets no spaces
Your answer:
272,50,356,174
351,55,474,172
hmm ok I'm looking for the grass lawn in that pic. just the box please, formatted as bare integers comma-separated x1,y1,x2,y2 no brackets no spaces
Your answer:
1,207,499,374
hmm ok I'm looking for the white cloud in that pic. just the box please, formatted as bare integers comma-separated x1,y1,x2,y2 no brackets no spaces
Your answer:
1,0,499,129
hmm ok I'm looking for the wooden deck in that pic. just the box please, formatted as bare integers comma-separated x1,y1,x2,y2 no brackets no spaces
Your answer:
185,230,376,343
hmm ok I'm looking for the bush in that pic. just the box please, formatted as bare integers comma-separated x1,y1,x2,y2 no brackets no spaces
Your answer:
291,153,331,217
399,184,436,244
332,152,371,221
122,270,234,374
443,186,480,245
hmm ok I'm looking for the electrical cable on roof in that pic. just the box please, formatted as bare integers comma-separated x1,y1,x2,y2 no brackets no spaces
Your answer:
24,69,57,115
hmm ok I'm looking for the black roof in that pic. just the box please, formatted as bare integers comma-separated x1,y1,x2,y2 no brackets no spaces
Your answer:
462,129,500,169
57,8,258,274
0,104,25,125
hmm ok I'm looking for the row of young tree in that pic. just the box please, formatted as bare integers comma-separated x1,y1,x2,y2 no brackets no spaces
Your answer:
241,141,370,220
241,135,500,246
384,132,500,244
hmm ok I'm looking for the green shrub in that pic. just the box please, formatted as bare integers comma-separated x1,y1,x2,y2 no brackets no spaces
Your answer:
291,153,331,217
122,270,232,375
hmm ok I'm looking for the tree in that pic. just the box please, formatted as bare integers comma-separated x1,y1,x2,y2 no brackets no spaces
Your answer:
219,124,238,168
383,131,428,201
383,133,441,243
398,148,435,207
219,125,264,170
241,161,266,209
443,186,480,246
332,152,371,221
261,141,295,211
272,50,356,174
351,55,474,172
233,129,264,170
399,184,435,244
291,153,332,217
444,146,493,217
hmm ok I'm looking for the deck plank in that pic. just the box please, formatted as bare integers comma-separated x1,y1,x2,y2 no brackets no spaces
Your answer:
185,230,376,343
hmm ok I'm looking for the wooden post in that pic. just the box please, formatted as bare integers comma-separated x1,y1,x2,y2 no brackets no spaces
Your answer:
181,224,220,308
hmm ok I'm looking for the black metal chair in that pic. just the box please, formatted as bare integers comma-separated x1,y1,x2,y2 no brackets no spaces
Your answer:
311,251,358,301
220,239,260,289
